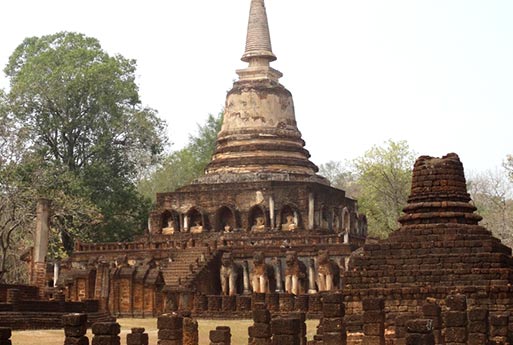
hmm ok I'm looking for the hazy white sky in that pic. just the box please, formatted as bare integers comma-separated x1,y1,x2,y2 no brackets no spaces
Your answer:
1,0,512,173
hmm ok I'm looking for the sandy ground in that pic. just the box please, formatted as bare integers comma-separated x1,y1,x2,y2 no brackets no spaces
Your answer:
12,318,319,345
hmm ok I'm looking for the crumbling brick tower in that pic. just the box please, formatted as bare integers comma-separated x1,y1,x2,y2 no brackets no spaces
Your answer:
345,153,513,321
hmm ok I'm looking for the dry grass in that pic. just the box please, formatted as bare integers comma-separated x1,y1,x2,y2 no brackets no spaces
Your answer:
12,318,319,345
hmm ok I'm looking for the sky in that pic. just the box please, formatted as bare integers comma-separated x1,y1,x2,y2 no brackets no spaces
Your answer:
1,0,512,174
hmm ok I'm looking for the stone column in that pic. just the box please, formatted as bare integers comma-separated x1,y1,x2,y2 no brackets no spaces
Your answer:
33,198,50,296
62,313,88,345
362,298,385,345
127,328,148,345
308,193,315,230
442,294,467,345
210,326,231,345
269,196,275,230
183,316,199,345
158,314,184,345
308,259,317,294
468,308,488,345
321,293,347,345
289,313,307,345
243,261,251,295
273,258,283,293
92,322,121,345
271,317,301,345
405,319,435,345
422,300,442,345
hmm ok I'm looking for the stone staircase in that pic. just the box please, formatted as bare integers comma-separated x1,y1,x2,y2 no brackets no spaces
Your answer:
160,246,217,290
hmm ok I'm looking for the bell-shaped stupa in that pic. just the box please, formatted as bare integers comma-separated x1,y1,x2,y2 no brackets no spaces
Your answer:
199,0,325,185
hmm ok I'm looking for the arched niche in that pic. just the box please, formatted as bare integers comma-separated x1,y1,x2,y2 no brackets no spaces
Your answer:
321,206,332,231
161,210,181,234
333,208,342,233
249,205,267,232
186,208,207,233
215,206,237,232
342,208,350,244
358,214,368,237
280,204,300,231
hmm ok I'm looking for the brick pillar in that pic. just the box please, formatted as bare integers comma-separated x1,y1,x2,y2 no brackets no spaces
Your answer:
210,326,231,345
271,317,301,345
394,313,416,345
207,296,222,312
157,314,184,345
442,294,467,345
422,300,443,345
279,293,294,312
183,316,199,345
92,322,121,345
253,293,266,307
308,294,322,314
249,307,272,345
295,295,309,313
321,293,347,345
6,289,19,312
266,293,279,312
222,295,236,312
0,327,11,345
289,312,307,345
467,308,488,345
362,298,385,345
193,294,207,313
405,319,435,345
62,313,89,345
237,295,252,312
33,198,50,297
127,328,149,345
490,313,509,345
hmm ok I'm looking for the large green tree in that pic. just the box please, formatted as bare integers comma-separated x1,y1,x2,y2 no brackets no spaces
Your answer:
138,113,222,201
3,32,167,245
468,169,513,248
320,140,415,238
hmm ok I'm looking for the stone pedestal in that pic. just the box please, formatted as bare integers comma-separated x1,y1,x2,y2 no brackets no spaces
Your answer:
405,319,435,345
127,328,148,345
442,294,467,345
157,314,183,345
92,322,121,345
62,313,89,345
362,298,385,345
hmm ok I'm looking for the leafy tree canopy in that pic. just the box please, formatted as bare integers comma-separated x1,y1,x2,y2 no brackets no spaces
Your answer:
3,32,167,252
138,113,222,201
320,140,415,238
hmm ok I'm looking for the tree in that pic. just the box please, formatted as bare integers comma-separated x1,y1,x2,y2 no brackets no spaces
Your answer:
321,140,415,238
319,160,360,198
352,140,415,237
467,169,513,248
505,155,513,181
138,113,222,201
3,32,167,243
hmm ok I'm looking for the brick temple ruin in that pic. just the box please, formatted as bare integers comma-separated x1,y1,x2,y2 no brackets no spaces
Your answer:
3,0,513,343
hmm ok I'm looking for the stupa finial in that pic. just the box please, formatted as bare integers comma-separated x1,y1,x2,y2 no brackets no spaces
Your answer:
242,0,276,63
237,0,282,82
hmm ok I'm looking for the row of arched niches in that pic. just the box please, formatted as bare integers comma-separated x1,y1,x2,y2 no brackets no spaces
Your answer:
153,204,368,237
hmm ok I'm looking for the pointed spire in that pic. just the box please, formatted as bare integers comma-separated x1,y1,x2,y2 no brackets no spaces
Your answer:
242,0,276,63
237,0,282,82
